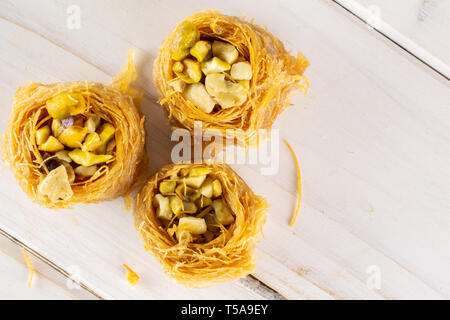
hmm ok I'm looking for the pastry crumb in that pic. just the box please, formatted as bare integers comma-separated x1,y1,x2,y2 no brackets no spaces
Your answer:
123,264,139,286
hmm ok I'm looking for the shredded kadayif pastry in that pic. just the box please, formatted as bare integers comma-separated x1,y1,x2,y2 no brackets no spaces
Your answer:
153,10,309,147
133,162,268,288
1,49,145,209
22,248,34,288
123,193,133,212
284,140,302,227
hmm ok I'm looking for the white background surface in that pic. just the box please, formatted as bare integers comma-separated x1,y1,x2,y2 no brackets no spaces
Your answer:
0,0,449,299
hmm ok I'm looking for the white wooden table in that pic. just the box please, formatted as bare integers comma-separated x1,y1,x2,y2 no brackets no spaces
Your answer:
0,0,448,300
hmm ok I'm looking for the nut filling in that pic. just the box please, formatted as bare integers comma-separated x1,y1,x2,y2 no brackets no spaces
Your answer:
153,167,234,244
36,93,116,202
170,21,252,113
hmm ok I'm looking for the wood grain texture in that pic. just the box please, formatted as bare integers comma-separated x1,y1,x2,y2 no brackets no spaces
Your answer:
355,0,450,69
0,232,97,299
336,0,450,78
0,17,267,300
0,0,449,299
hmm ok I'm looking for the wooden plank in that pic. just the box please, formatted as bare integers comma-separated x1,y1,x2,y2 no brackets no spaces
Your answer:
0,232,97,299
0,0,449,299
353,0,450,73
336,0,450,78
0,17,271,300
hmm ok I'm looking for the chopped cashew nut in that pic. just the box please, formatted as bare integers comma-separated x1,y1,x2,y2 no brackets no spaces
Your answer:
153,194,172,220
168,79,186,93
45,93,86,119
51,119,64,137
183,83,216,113
36,126,50,145
152,167,234,244
212,199,235,225
178,216,207,234
38,136,65,152
85,115,101,133
169,23,252,111
180,58,202,83
40,102,116,185
230,61,252,80
205,74,247,109
69,149,113,167
159,180,176,195
37,165,73,202
170,195,184,216
172,61,184,73
74,165,98,177
212,40,239,65
190,40,212,62
96,123,115,154
184,174,207,188
58,126,88,149
201,57,231,75
81,132,102,152
54,150,72,163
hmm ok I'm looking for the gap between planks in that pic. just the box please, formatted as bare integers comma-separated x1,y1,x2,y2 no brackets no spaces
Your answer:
2,1,445,299
0,226,103,299
332,0,450,80
0,226,285,300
